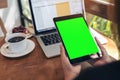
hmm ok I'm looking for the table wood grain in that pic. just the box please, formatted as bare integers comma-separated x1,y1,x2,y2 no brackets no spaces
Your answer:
0,38,64,80
0,36,119,80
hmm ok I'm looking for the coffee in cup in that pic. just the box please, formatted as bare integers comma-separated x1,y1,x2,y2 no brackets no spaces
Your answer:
8,36,25,43
5,33,27,53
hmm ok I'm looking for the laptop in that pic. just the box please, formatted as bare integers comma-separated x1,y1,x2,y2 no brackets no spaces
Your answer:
29,0,85,58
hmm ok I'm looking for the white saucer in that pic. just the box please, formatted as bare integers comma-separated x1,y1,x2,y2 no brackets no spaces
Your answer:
0,39,35,58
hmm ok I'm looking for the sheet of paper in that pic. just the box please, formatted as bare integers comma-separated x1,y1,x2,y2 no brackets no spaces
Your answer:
90,27,108,44
56,2,70,16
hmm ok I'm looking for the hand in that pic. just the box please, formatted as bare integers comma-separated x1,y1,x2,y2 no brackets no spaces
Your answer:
88,38,116,66
60,45,82,80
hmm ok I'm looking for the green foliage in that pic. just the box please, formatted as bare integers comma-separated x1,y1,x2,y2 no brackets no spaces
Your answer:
89,16,112,38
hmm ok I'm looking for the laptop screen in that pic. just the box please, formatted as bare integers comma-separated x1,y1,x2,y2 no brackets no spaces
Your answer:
29,0,85,34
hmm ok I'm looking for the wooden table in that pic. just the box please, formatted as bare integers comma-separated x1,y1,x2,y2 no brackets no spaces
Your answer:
0,36,119,80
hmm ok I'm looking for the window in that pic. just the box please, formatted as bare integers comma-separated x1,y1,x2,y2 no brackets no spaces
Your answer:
84,0,119,46
86,13,112,38
18,0,32,27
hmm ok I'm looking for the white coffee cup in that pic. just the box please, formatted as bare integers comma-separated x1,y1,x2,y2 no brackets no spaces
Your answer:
5,33,27,53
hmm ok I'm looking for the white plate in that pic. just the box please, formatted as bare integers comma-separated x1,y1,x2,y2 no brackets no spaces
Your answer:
0,39,35,58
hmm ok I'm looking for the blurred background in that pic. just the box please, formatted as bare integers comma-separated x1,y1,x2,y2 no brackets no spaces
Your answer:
0,0,120,58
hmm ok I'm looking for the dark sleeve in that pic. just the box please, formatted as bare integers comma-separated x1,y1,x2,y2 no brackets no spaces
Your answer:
74,61,120,80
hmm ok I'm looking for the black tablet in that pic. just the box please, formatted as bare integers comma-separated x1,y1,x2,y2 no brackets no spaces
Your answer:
53,14,102,65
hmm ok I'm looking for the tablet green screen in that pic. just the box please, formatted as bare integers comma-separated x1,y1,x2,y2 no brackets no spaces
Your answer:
56,17,99,60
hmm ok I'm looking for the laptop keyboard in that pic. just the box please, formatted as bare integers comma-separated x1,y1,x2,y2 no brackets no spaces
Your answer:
40,33,61,46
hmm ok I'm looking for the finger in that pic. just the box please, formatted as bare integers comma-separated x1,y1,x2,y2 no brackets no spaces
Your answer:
60,44,66,58
95,37,103,49
95,37,108,57
60,44,70,64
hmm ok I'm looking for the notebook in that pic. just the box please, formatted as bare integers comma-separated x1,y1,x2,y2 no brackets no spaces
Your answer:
29,0,85,58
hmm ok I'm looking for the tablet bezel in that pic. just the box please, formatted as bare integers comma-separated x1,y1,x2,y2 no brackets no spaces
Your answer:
53,14,101,65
